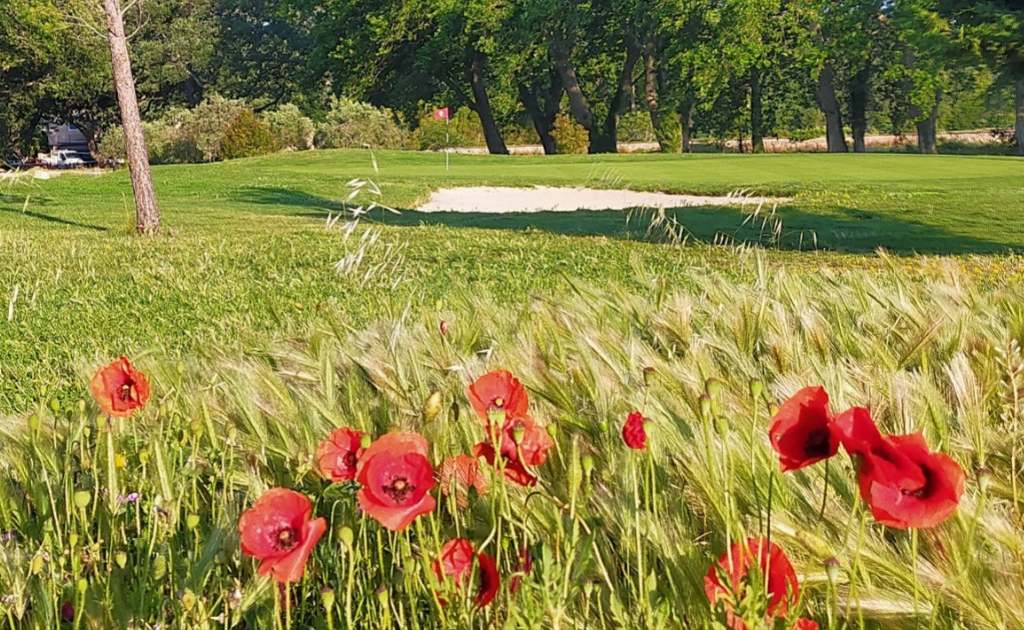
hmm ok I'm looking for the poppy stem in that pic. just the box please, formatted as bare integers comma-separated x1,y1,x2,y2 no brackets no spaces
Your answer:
819,458,830,521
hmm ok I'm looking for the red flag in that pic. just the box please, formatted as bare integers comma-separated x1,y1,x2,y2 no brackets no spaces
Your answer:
433,107,450,121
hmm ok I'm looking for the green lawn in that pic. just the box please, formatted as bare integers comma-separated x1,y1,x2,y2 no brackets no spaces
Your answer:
0,149,1022,412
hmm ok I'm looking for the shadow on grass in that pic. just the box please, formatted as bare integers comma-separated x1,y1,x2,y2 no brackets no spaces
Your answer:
237,186,1017,255
0,200,108,232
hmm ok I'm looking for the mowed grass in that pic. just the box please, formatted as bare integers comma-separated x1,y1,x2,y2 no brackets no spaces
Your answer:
0,150,1022,413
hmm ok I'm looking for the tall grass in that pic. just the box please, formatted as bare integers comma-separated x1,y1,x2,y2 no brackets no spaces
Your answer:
0,252,1021,628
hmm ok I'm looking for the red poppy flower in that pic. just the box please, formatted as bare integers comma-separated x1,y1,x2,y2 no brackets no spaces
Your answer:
440,454,488,508
768,386,838,472
704,538,799,630
315,427,364,482
433,538,500,607
355,431,436,531
467,370,529,424
474,415,555,487
238,488,327,583
794,619,820,630
622,411,648,449
836,408,965,529
90,357,150,418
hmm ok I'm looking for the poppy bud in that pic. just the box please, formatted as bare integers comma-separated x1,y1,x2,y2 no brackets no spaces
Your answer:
749,379,764,400
360,434,373,450
115,551,127,569
76,578,88,594
976,467,992,492
642,366,656,386
824,557,840,583
439,320,449,336
582,454,595,478
153,555,167,580
49,399,60,413
705,378,725,399
31,554,45,574
321,587,336,609
139,449,150,465
186,514,200,529
512,424,526,445
338,526,354,549
28,414,40,432
546,423,558,439
376,587,389,607
699,394,712,418
73,491,91,510
423,391,443,422
181,589,196,611
68,533,79,547
60,602,74,623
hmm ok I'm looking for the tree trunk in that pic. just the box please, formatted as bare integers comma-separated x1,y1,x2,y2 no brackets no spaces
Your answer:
679,104,694,153
850,65,870,152
916,89,940,154
589,43,641,154
519,82,558,154
469,51,508,155
643,41,680,152
750,66,764,153
103,0,160,234
1015,79,1023,156
816,64,848,153
551,38,596,133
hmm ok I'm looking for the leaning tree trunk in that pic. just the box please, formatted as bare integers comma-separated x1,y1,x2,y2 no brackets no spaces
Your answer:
916,89,940,154
551,38,597,134
469,51,508,155
750,66,765,153
850,65,870,153
1015,79,1024,156
816,63,848,153
103,0,160,233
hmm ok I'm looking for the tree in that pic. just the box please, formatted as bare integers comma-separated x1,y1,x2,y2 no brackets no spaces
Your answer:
102,0,160,232
938,0,1024,154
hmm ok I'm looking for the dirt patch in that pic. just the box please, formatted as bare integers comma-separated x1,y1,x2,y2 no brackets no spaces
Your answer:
416,186,788,213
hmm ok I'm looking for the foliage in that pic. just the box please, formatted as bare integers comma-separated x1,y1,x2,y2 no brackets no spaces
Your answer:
408,108,484,150
221,111,278,160
315,98,407,150
262,104,316,151
550,113,589,154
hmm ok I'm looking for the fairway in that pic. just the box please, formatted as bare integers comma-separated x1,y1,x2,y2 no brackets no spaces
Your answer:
1,150,1023,412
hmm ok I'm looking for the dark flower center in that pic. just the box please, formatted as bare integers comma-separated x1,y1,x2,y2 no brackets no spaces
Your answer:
383,477,414,503
119,382,136,402
275,527,299,551
803,427,832,457
907,466,934,499
343,452,358,470
492,397,505,409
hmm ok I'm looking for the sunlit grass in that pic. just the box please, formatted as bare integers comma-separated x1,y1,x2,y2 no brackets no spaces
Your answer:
1,252,1021,627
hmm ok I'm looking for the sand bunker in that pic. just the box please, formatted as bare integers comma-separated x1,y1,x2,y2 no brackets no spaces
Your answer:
416,186,787,213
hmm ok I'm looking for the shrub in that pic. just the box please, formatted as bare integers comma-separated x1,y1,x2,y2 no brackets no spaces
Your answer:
182,95,251,161
618,110,656,142
221,111,278,160
551,113,588,154
262,104,315,150
315,98,407,149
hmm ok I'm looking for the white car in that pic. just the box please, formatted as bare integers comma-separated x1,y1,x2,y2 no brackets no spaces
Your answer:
41,150,86,169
